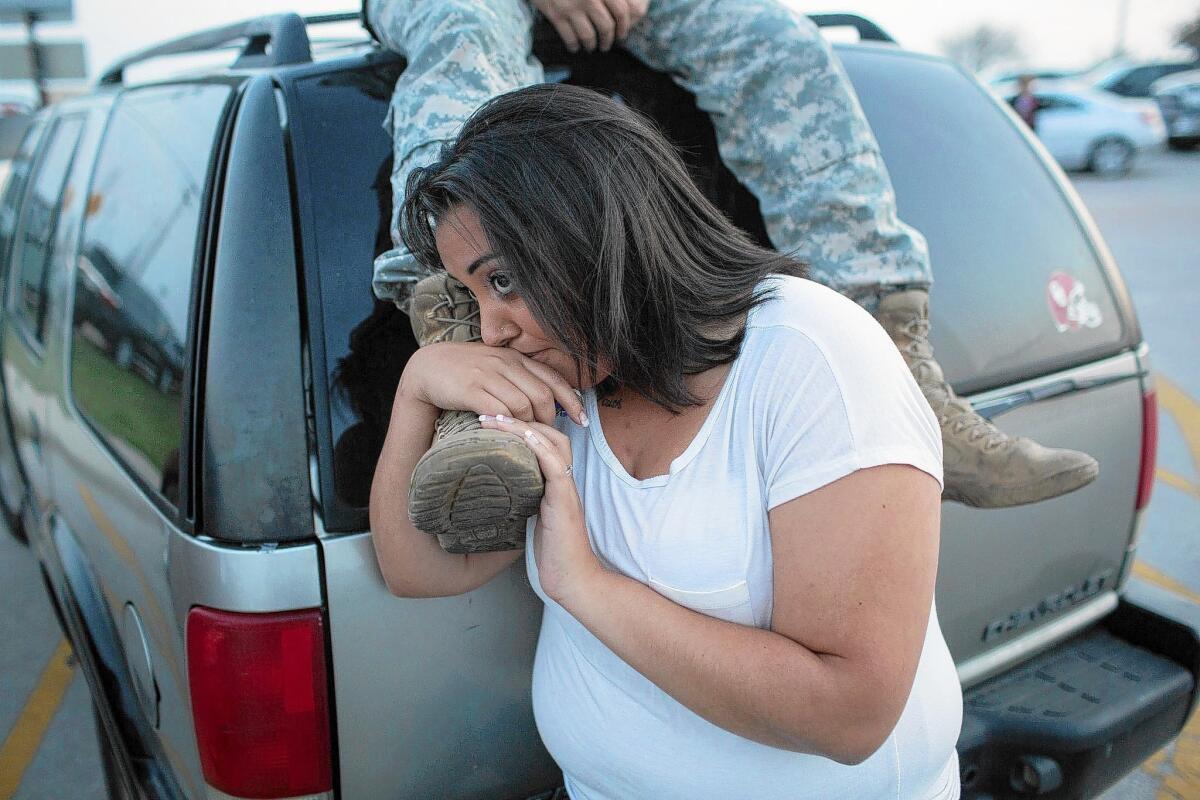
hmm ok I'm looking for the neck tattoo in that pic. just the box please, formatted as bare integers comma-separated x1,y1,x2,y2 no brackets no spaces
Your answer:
600,396,622,409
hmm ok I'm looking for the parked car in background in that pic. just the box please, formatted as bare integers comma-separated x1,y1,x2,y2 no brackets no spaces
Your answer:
1086,58,1200,98
1151,69,1200,149
0,11,1196,800
983,67,1078,87
997,80,1167,176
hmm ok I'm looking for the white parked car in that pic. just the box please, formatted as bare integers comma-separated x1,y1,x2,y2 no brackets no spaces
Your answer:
1151,69,1200,149
997,80,1167,176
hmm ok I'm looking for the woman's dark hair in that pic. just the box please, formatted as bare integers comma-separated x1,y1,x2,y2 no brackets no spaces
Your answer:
401,83,805,411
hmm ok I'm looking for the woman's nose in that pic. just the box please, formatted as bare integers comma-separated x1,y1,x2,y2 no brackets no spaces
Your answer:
478,302,518,347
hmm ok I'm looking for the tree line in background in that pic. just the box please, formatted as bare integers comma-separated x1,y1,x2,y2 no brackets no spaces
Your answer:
939,5,1200,75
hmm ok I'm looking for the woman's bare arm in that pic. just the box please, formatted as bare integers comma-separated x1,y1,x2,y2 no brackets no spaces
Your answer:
368,389,521,598
557,464,941,764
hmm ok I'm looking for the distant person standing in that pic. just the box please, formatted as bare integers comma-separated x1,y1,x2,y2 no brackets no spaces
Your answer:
1012,74,1041,131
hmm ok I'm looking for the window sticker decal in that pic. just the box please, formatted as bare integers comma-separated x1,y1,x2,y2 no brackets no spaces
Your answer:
1046,271,1103,333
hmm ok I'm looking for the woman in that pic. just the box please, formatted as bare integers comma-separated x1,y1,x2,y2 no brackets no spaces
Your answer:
369,84,962,799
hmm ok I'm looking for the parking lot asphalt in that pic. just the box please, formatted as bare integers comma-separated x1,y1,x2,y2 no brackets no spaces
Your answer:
1075,146,1200,800
1,148,1198,800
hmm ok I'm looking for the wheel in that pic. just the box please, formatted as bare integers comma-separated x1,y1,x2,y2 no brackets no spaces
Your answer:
114,338,135,370
1088,137,1134,177
0,453,27,544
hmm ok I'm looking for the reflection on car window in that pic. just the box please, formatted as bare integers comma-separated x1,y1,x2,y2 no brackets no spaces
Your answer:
13,116,84,342
1036,94,1084,111
70,84,230,507
0,119,46,288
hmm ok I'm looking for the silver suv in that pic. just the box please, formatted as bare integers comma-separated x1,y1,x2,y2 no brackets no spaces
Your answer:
0,11,1196,800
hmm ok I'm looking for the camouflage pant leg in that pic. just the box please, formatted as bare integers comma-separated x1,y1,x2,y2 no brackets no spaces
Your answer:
365,0,543,308
624,0,932,306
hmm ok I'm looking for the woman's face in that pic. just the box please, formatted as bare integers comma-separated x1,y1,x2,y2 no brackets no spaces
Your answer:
435,203,610,389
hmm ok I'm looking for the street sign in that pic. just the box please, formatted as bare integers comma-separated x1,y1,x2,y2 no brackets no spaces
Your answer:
0,0,72,23
0,41,84,79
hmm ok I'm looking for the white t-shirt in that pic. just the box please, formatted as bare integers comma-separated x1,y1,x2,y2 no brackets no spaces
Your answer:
525,275,963,800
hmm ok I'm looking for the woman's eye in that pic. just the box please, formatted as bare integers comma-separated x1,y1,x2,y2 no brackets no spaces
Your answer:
489,271,516,297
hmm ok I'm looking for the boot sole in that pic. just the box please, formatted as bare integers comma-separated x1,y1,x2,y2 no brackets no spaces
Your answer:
409,431,544,552
944,458,1100,509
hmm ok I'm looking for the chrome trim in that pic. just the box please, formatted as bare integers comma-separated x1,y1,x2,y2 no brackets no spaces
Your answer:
206,785,332,800
957,591,1119,688
166,532,323,629
969,350,1145,420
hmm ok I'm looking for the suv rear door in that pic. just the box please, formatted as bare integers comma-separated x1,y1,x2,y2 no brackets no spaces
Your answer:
836,44,1146,681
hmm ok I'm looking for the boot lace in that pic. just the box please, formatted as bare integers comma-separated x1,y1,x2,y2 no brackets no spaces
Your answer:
900,318,1008,452
426,290,482,344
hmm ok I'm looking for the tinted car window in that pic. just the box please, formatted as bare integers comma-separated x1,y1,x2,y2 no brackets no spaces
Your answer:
288,63,416,522
838,48,1126,393
1109,63,1196,97
13,116,84,342
0,119,46,278
70,84,231,505
1037,94,1084,110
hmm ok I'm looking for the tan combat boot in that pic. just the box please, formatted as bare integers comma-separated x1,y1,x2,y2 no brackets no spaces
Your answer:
406,273,544,552
874,289,1099,508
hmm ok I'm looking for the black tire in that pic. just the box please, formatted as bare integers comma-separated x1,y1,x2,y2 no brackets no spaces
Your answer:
0,460,28,544
1088,136,1135,177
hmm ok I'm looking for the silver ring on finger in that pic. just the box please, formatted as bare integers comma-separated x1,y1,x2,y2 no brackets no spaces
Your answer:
564,464,573,477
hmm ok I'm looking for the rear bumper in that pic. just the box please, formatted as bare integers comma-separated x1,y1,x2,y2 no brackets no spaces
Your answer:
958,577,1200,799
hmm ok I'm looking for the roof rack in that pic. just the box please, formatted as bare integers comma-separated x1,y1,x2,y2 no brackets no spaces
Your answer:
808,14,896,44
98,11,362,86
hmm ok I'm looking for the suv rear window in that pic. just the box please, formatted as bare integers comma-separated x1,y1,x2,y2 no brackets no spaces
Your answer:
287,62,416,526
69,84,231,506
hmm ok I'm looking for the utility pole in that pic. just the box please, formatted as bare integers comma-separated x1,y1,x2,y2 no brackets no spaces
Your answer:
1113,0,1131,58
22,9,47,108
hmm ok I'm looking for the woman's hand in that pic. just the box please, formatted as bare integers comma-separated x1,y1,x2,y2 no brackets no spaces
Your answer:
479,415,603,604
398,341,586,426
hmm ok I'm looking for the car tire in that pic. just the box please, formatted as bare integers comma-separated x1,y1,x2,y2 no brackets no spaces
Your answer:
0,456,27,544
1,487,27,544
1088,137,1135,177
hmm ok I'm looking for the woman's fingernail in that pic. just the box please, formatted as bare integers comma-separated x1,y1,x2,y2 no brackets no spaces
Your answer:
524,430,543,446
579,411,590,427
573,389,583,400
495,414,508,423
478,414,493,422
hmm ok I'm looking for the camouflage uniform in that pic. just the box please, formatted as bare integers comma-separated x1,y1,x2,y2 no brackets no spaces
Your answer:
366,0,933,312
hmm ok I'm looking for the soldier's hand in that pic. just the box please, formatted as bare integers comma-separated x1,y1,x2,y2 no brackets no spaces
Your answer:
534,0,647,53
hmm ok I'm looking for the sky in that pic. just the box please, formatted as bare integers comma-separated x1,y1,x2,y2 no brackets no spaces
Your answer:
0,0,1196,85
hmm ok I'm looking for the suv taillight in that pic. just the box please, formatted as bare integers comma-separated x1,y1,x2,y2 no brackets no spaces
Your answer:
186,607,332,799
1136,389,1158,511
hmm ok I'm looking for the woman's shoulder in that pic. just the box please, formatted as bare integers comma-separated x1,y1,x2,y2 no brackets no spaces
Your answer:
748,274,893,357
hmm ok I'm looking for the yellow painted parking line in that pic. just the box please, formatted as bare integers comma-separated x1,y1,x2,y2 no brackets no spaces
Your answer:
1133,561,1200,606
0,639,75,800
1157,468,1200,499
1158,708,1200,800
1158,376,1200,477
